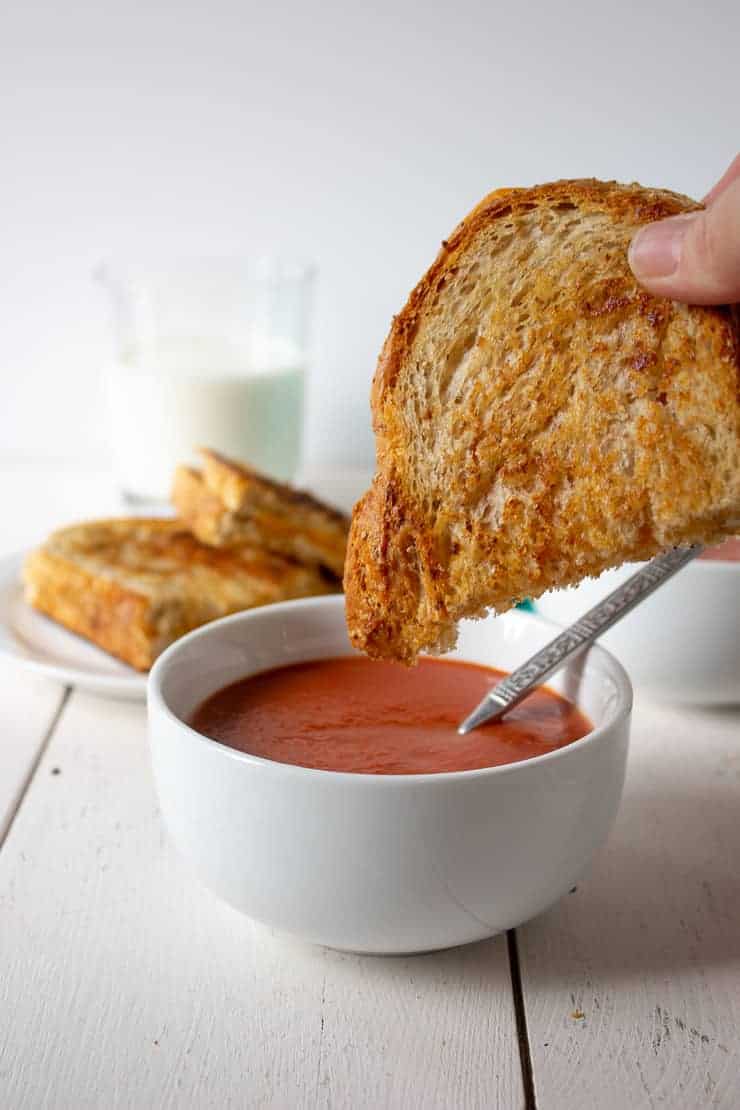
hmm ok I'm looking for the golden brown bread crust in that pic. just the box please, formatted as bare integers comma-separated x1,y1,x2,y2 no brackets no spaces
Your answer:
345,179,740,662
371,180,702,403
24,518,338,671
170,450,349,577
171,466,238,547
24,548,156,671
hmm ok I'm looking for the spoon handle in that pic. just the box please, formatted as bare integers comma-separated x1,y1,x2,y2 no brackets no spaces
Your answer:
458,545,703,734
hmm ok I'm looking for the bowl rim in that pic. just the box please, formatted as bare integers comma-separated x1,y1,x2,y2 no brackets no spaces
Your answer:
690,557,740,572
547,557,740,581
148,596,633,785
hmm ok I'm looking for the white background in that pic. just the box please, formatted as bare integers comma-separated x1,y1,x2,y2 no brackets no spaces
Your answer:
1,0,738,468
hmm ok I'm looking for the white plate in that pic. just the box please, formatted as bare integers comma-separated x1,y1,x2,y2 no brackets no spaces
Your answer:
0,552,146,700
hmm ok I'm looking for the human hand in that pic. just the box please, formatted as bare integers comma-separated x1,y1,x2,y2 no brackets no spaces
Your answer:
628,154,740,305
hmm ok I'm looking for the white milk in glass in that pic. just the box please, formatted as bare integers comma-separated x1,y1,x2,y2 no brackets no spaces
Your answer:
106,337,304,502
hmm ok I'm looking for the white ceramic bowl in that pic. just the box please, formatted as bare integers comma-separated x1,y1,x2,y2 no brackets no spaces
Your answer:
535,559,740,705
148,598,632,954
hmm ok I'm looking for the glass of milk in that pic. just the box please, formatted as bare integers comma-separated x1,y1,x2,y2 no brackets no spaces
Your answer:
97,259,314,503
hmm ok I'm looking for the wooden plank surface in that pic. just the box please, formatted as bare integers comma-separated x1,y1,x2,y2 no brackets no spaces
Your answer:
0,659,67,842
518,699,740,1109
2,458,738,1106
0,689,524,1110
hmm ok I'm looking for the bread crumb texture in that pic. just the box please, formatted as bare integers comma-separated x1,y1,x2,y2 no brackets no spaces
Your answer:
345,180,740,662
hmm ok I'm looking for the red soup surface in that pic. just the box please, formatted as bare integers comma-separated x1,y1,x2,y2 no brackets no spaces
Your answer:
189,656,592,775
699,538,740,562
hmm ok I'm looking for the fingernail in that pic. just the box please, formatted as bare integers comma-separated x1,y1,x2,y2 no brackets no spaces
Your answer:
628,214,698,279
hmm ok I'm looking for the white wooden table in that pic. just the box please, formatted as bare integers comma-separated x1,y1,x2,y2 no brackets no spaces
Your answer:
1,461,738,1109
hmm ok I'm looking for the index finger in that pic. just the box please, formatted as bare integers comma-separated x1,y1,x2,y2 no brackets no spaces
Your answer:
702,153,740,206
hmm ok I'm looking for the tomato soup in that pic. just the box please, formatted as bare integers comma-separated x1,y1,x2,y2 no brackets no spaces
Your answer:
189,657,592,775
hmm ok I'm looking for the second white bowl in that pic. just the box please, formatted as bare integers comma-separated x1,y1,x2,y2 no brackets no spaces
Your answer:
535,559,739,704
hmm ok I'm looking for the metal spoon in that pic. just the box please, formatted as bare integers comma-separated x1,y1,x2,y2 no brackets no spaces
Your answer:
458,545,703,734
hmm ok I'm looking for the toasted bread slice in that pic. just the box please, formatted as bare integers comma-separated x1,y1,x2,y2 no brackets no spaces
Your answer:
345,179,740,662
24,518,338,671
171,465,240,546
171,449,349,577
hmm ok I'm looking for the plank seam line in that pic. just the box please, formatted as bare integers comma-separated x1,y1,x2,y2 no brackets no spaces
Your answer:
0,686,72,850
507,928,537,1110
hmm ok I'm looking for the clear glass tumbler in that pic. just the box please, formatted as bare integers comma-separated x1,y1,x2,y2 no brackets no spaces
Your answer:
97,259,315,503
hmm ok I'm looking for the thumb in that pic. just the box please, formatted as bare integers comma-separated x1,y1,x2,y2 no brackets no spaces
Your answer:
628,175,740,305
